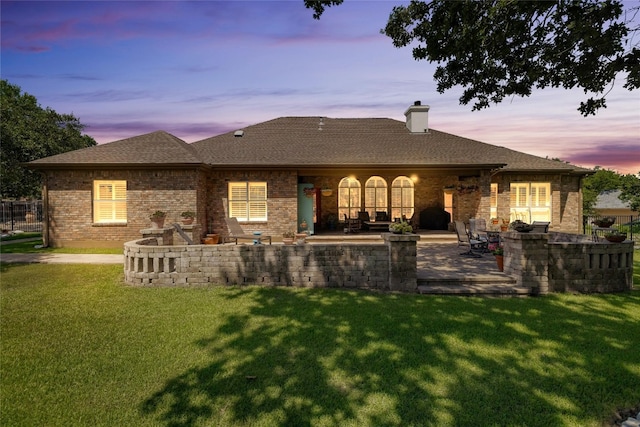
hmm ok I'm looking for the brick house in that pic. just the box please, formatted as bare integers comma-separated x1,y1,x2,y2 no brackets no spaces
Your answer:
28,103,591,248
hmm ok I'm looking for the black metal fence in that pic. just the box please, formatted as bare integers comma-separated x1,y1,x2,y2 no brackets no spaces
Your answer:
1,200,43,233
583,214,639,244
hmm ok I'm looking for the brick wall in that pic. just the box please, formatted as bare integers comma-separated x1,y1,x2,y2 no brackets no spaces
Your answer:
124,233,420,292
493,173,583,233
204,170,298,239
503,231,633,294
44,168,203,247
42,166,584,247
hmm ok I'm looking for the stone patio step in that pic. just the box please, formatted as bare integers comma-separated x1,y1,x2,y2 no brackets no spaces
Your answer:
417,277,531,296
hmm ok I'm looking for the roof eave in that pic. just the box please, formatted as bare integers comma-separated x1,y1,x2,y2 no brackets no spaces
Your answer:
25,162,207,170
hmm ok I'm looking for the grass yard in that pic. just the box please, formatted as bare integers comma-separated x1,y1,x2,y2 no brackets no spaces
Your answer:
1,261,639,427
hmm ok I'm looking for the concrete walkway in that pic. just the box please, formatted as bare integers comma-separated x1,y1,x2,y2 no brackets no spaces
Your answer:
0,253,123,264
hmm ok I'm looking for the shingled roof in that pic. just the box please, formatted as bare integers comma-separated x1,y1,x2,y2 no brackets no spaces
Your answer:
191,117,590,173
28,116,590,174
28,130,202,168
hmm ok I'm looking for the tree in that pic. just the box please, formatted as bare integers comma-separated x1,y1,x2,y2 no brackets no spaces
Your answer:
582,168,622,214
582,167,640,214
620,172,640,212
305,0,639,116
0,80,96,199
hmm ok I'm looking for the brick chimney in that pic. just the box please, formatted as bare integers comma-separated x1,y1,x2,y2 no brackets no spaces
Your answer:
404,101,430,133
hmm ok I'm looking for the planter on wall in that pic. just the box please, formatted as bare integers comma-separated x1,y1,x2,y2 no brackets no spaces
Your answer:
203,234,219,244
151,218,165,229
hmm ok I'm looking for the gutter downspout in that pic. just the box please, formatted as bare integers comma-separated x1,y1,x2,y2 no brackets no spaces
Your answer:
42,172,49,248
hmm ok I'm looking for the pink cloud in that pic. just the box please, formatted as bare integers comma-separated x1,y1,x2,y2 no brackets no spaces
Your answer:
562,144,640,173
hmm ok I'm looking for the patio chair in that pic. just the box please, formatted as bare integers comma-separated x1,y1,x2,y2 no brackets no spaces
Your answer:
402,213,419,232
469,218,488,242
531,221,550,233
223,217,272,245
344,214,361,233
172,223,194,245
454,220,486,257
375,211,389,222
358,211,370,230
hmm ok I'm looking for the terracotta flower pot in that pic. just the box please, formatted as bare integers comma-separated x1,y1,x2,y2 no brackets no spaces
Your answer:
151,218,165,229
495,255,504,271
204,234,219,244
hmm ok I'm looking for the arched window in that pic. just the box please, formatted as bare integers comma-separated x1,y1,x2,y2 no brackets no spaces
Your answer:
338,177,361,219
365,176,388,218
391,176,414,220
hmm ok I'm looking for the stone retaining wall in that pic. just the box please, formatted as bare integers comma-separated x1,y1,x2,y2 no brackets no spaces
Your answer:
124,233,420,292
503,231,634,294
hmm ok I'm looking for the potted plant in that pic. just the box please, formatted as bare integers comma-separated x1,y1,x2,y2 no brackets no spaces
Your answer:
282,231,295,245
592,216,616,228
295,230,308,244
604,230,626,243
491,244,504,271
510,220,534,233
149,210,166,229
389,220,413,234
181,211,195,225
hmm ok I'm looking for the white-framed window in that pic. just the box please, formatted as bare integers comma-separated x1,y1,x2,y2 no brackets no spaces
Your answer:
338,177,361,219
365,176,388,218
490,183,498,219
93,180,127,223
228,182,267,221
391,176,414,220
510,182,551,223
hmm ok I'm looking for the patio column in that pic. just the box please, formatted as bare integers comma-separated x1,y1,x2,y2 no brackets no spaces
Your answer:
502,232,549,295
384,233,420,292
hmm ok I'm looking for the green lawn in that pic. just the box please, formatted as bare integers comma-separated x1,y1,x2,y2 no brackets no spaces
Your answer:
1,261,639,427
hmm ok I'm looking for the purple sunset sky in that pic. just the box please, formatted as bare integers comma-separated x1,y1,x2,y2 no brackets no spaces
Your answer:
2,0,639,174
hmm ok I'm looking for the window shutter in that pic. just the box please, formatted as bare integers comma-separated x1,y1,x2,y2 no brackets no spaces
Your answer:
228,182,267,221
94,180,127,223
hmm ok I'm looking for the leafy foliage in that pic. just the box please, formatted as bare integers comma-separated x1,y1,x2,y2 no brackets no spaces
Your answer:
0,80,96,199
620,171,640,211
583,167,640,214
306,0,639,116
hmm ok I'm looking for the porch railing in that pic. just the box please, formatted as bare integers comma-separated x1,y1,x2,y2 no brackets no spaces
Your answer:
583,214,639,244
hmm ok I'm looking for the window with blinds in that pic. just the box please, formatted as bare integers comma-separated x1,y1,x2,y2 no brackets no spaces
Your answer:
228,182,267,221
338,177,361,219
509,182,551,223
391,176,414,220
490,183,498,219
365,176,388,218
93,180,127,223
